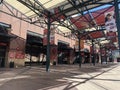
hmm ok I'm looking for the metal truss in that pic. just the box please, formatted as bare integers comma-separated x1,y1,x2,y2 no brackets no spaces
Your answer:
1,1,31,23
0,0,117,39
0,1,47,28
16,0,79,38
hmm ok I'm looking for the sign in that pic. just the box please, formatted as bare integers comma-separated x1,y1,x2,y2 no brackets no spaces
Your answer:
105,11,117,43
101,49,106,56
89,31,104,39
105,11,117,32
15,51,25,59
43,29,55,45
106,31,116,37
74,40,84,52
43,29,47,45
106,31,117,42
50,46,57,61
9,52,15,59
9,51,25,59
111,37,117,42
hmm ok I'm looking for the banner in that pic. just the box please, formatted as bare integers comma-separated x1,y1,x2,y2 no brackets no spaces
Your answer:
43,29,55,45
9,51,25,59
15,51,25,59
50,46,57,61
9,51,15,59
74,40,84,52
105,11,117,32
106,30,117,42
101,48,106,56
89,31,104,39
106,31,116,37
43,29,47,45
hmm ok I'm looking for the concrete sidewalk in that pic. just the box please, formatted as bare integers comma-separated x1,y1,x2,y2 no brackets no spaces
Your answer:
0,63,119,90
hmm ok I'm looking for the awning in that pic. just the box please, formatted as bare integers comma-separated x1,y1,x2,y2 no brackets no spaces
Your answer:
0,22,11,28
0,33,17,38
27,30,43,38
26,32,43,45
0,22,17,39
58,40,69,45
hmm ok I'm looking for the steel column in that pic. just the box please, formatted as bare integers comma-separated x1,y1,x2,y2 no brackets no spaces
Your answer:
92,40,95,66
99,44,103,64
114,0,120,53
46,12,51,72
78,37,82,68
30,45,32,66
104,47,107,64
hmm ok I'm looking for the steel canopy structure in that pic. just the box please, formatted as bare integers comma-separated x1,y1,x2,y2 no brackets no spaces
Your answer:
2,1,117,39
2,0,118,43
0,1,115,30
0,0,120,71
2,0,116,33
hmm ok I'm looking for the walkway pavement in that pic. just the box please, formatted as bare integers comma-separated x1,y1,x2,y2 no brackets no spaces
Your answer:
0,63,119,90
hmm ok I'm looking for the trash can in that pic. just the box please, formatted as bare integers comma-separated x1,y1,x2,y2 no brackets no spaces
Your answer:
9,61,14,68
53,61,56,65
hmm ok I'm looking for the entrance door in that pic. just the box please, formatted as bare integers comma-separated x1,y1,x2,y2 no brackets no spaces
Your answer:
0,46,6,67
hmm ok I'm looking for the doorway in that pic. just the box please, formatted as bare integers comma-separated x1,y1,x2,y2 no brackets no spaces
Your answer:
0,46,6,67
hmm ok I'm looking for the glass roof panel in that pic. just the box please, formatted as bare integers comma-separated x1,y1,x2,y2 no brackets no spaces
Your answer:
38,0,67,9
5,0,114,18
5,0,68,17
6,0,36,17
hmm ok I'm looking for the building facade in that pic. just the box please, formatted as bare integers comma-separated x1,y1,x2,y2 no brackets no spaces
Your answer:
0,3,78,67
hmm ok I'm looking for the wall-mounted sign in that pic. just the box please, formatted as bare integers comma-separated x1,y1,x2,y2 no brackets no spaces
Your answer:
15,51,25,59
9,52,15,59
43,29,55,45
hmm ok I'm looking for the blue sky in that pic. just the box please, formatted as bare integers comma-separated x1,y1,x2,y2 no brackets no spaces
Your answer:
72,4,120,17
89,5,112,12
88,4,120,13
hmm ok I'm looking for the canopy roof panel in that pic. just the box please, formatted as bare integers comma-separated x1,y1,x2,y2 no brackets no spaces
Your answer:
5,0,114,18
38,0,67,9
81,30,105,40
89,31,104,39
6,0,36,17
70,6,114,30
5,0,67,17
3,0,119,46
